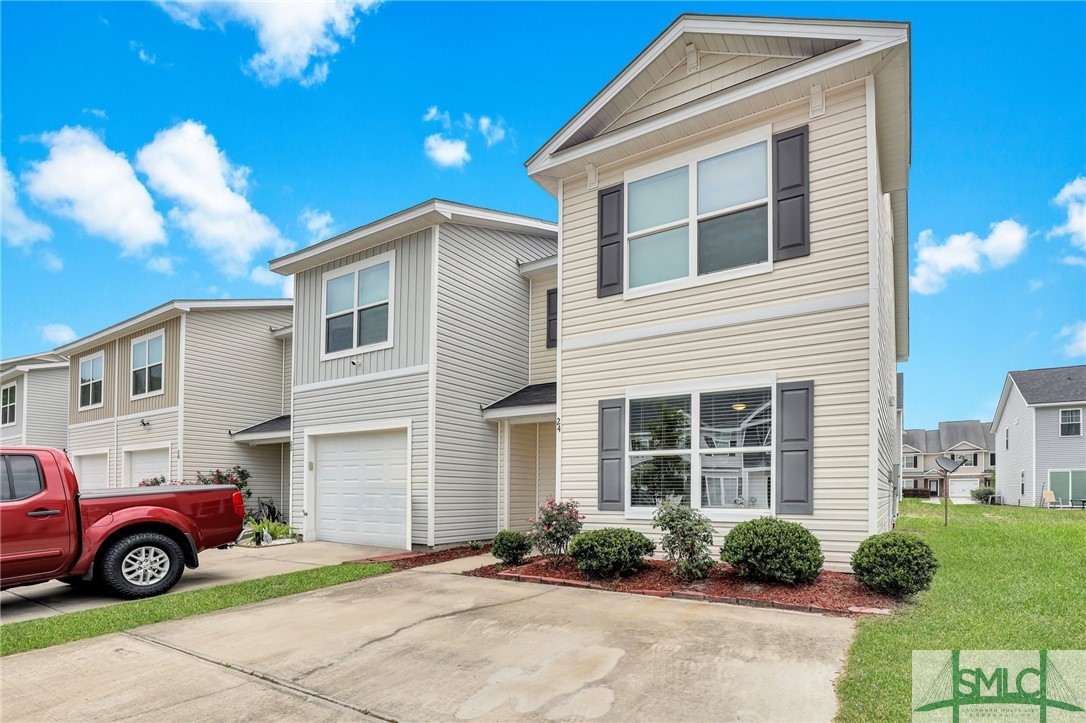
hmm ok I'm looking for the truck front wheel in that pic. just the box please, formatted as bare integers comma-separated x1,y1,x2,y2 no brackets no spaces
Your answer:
100,531,185,599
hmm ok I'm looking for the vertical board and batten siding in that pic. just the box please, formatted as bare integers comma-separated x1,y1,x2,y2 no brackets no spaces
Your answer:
1034,405,1086,504
26,367,70,448
558,81,874,568
1,376,24,444
181,308,293,506
70,343,118,424
875,192,899,532
115,317,182,417
530,268,558,383
291,371,429,543
433,223,556,544
292,229,431,387
994,386,1035,506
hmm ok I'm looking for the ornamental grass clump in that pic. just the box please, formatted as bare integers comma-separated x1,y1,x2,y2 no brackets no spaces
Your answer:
530,499,584,559
651,501,715,580
720,517,824,584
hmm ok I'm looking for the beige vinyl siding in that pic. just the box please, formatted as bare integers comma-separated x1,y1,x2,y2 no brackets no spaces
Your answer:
70,344,117,423
875,192,899,532
181,308,292,506
1,375,24,444
608,54,799,134
117,412,179,485
1035,405,1086,504
433,223,556,544
530,269,558,383
115,317,181,417
508,424,538,533
994,386,1035,506
67,420,116,485
281,337,292,413
291,371,429,542
538,422,556,508
25,367,69,449
293,229,430,387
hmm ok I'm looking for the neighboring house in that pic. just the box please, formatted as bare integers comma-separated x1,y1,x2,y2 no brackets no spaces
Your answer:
54,300,293,508
991,365,1086,507
523,14,911,568
0,352,69,449
269,200,557,549
902,420,995,497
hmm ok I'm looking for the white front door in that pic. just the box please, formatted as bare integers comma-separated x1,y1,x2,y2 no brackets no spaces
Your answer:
74,453,109,490
950,478,979,498
313,430,408,549
126,447,170,486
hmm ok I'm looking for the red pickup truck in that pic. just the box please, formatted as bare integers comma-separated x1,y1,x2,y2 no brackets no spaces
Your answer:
1,447,245,599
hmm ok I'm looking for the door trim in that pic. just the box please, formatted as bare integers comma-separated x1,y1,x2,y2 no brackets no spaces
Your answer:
121,443,172,487
302,419,413,550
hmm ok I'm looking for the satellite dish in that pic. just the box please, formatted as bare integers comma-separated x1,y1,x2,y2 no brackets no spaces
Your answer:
936,456,964,473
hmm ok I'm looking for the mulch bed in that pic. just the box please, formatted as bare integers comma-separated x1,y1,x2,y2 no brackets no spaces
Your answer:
466,557,898,616
341,544,493,570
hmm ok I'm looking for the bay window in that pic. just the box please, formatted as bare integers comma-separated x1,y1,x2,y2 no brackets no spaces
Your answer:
322,251,394,359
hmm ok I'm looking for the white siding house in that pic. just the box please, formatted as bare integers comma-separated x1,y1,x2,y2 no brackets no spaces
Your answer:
1,352,69,449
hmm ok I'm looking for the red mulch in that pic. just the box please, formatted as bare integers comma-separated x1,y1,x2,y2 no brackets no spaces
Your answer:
466,556,899,615
387,545,492,571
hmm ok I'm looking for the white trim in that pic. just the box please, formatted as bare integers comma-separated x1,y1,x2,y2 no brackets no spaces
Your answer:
68,405,180,431
177,313,186,479
0,381,16,428
555,177,564,502
1058,408,1082,437
427,224,440,547
527,276,533,381
625,371,777,400
129,329,166,402
495,422,502,534
502,420,511,529
518,255,557,276
289,291,298,526
482,405,557,423
77,351,106,411
564,289,867,352
292,364,428,394
19,375,28,445
1031,405,1038,504
301,418,413,550
1034,401,1086,408
865,74,879,536
319,249,396,362
231,430,290,444
121,441,172,487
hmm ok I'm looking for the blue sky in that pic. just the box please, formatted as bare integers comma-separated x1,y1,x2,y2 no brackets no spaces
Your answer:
1,2,1083,429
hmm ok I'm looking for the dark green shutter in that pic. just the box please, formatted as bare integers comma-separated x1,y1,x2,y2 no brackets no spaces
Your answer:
597,185,623,297
772,125,810,261
598,398,625,510
776,381,814,514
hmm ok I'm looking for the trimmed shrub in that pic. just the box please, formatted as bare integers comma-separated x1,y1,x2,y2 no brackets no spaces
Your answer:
530,499,584,558
651,501,715,580
720,517,824,584
851,532,938,598
970,486,996,503
902,488,931,499
492,530,533,566
568,528,656,579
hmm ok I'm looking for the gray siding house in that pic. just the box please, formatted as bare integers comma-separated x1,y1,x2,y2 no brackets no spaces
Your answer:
1,352,69,449
269,200,556,549
991,365,1086,506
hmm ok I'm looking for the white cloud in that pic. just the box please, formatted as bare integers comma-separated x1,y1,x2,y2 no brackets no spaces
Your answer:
423,106,451,130
300,207,335,242
146,256,175,274
24,126,165,255
136,120,292,277
159,1,378,86
41,250,64,271
250,265,293,298
1060,255,1086,268
1,156,52,247
41,323,76,345
83,108,108,120
478,116,506,147
1057,320,1086,358
1028,279,1044,292
424,134,470,169
130,41,157,64
910,220,1029,294
462,113,474,130
1048,176,1086,251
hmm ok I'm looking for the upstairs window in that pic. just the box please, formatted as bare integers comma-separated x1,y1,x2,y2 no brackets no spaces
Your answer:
79,352,104,409
322,251,394,359
1,384,15,426
1060,409,1082,437
131,331,164,399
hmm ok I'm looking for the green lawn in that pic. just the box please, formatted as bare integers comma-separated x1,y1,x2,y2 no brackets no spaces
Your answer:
0,562,391,657
836,500,1086,722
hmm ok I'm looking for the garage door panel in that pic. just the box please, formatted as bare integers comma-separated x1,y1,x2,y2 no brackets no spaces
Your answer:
75,453,108,490
950,478,978,497
127,447,170,487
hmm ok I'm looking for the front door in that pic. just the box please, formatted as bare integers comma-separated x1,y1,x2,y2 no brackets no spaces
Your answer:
0,452,73,584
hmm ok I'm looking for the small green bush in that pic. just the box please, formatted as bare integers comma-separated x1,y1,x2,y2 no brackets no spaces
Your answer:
851,532,939,598
492,530,533,566
652,501,715,580
720,517,823,584
250,518,293,544
567,528,656,579
467,540,484,550
970,486,996,502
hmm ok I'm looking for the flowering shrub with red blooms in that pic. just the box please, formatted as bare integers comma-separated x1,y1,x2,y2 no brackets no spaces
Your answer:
195,466,252,499
529,498,585,559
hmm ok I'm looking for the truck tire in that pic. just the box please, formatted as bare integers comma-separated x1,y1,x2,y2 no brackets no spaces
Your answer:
99,531,185,599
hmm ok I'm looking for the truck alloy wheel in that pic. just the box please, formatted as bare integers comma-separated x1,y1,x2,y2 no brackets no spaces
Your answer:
100,531,185,599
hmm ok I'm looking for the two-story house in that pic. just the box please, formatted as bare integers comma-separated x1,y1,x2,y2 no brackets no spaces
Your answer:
524,14,911,568
902,420,995,497
991,365,1086,507
54,299,293,507
269,201,557,550
1,352,69,449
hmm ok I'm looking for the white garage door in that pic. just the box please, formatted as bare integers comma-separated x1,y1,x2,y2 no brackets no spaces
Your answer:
127,447,170,486
314,430,408,549
950,478,979,498
74,453,108,490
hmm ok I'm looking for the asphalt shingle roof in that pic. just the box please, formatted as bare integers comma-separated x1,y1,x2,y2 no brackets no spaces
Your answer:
234,414,290,435
1009,365,1086,405
485,383,556,410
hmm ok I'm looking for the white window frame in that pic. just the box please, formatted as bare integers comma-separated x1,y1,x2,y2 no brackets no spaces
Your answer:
622,126,774,300
904,455,917,469
1,382,16,427
130,330,166,401
78,351,105,411
320,250,396,362
1059,408,1082,437
623,372,777,522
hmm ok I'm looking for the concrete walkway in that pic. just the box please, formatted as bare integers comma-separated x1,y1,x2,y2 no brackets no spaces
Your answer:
0,541,398,623
1,560,854,722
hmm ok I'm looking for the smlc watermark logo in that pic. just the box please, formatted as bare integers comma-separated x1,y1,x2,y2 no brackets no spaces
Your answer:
913,650,1086,721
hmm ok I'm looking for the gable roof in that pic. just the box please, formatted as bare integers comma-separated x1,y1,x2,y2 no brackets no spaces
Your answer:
268,199,557,276
905,420,995,454
991,365,1086,430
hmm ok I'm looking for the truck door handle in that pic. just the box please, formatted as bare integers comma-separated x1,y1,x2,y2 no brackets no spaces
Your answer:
27,509,61,518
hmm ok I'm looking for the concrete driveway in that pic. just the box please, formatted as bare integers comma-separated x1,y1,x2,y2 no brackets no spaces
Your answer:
0,541,397,623
0,560,854,722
